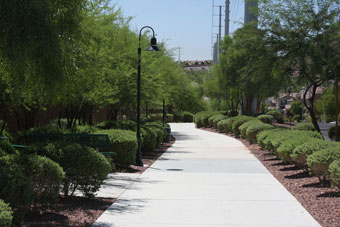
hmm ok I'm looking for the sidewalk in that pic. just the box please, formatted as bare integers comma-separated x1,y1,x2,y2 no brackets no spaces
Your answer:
93,123,320,227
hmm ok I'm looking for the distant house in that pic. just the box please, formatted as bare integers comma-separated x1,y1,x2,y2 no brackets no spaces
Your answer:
182,60,213,71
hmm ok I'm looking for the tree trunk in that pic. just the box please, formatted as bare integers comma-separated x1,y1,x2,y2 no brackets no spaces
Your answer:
303,83,322,134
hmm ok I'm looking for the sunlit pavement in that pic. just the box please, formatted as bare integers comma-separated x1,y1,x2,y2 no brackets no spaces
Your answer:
93,123,320,227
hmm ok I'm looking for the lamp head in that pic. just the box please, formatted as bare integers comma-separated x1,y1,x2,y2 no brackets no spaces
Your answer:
146,37,161,51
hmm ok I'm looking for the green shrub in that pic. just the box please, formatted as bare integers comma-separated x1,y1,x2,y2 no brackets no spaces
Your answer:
0,140,18,157
182,112,194,122
291,139,335,169
217,119,229,132
224,116,243,133
28,142,111,197
256,128,283,149
19,154,65,208
15,126,69,145
307,147,340,181
208,114,224,127
239,120,261,139
74,125,99,134
329,160,340,190
266,109,283,123
276,136,311,163
194,111,223,128
173,112,183,122
96,129,137,167
292,123,315,131
0,121,13,141
141,126,157,152
0,155,34,225
0,199,12,227
96,120,136,131
144,122,167,144
232,116,255,137
212,115,228,129
246,123,274,144
167,114,174,122
293,115,302,122
328,125,340,140
257,114,273,124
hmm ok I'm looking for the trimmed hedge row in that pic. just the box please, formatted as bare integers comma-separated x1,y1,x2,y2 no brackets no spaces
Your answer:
292,123,315,131
194,111,224,128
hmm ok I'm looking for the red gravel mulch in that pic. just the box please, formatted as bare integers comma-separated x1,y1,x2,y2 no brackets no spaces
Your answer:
22,136,175,227
201,127,340,227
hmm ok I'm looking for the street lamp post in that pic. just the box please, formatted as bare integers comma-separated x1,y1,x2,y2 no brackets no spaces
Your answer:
136,26,160,166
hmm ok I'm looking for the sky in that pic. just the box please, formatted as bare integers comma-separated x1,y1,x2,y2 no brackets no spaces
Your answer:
111,0,245,61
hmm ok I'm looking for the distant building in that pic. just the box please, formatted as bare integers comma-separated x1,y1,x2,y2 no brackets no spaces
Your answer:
182,60,213,71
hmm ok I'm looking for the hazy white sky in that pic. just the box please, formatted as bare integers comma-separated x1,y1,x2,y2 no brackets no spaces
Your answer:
112,0,245,61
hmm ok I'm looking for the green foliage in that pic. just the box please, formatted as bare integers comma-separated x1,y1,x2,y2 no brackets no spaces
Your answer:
144,122,167,144
74,125,99,134
194,111,223,128
290,101,303,117
307,147,340,181
239,120,261,139
96,120,136,131
276,136,311,163
328,125,340,141
292,139,337,169
15,126,69,145
256,128,283,149
0,140,18,157
257,114,273,124
208,114,224,128
182,111,194,122
0,155,34,225
232,116,255,137
292,123,315,131
246,123,274,144
329,160,340,190
0,199,12,227
212,115,228,129
27,142,111,197
266,110,283,123
217,119,229,132
96,129,137,167
19,154,65,208
314,87,340,122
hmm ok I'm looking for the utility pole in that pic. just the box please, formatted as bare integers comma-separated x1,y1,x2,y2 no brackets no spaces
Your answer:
225,0,230,36
336,77,339,141
219,5,222,42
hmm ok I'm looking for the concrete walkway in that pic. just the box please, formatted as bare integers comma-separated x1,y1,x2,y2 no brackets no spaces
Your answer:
93,123,320,227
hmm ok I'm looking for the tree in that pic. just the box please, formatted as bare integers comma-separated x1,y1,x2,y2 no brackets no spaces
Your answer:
259,0,340,132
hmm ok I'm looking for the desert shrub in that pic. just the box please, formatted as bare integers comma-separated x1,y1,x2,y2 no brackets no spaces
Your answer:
292,123,315,131
194,111,222,128
276,136,311,163
239,120,261,139
96,129,137,167
266,109,283,123
307,147,340,181
217,119,229,132
208,114,224,127
257,114,273,124
182,111,194,122
144,122,167,144
19,154,65,208
0,155,34,225
291,139,336,169
246,123,274,144
224,116,242,133
329,160,340,190
256,128,283,148
28,142,111,197
0,199,12,227
328,125,340,141
212,115,228,129
0,140,18,157
232,116,255,137
141,126,157,152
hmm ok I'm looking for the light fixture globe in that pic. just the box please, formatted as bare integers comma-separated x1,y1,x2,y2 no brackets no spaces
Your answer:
146,37,161,51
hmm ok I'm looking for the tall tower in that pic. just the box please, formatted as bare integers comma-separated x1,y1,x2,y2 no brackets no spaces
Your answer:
244,0,258,25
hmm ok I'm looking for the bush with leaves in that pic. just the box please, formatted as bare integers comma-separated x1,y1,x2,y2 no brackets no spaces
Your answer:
194,111,223,128
256,128,283,149
246,123,274,144
144,122,167,144
96,129,137,167
292,123,315,131
266,109,283,123
232,116,255,137
307,147,340,182
15,126,69,145
217,119,229,132
212,115,228,129
329,160,340,190
19,154,65,208
96,120,136,131
257,114,273,124
239,120,261,139
28,142,111,197
182,111,194,122
276,136,312,163
0,199,12,227
291,139,336,169
173,112,183,122
208,114,224,127
0,155,34,225
0,140,18,157
140,126,157,152
328,125,340,141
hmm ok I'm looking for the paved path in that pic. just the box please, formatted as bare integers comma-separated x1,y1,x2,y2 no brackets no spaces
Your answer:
93,123,320,227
